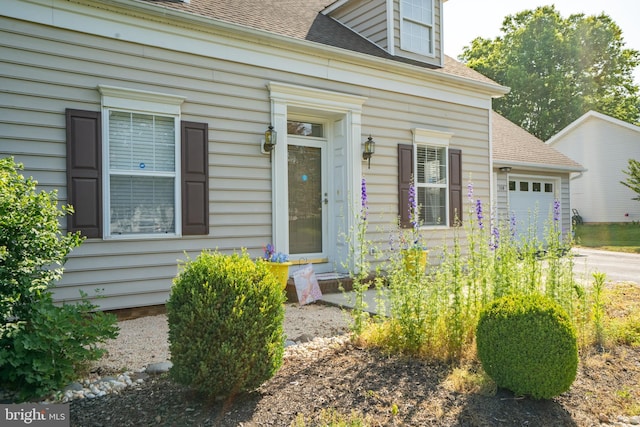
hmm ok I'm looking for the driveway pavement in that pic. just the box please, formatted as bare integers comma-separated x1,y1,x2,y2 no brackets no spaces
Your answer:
571,247,640,284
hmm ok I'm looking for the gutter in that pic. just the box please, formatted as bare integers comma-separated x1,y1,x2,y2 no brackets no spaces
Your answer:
95,0,509,98
493,160,586,173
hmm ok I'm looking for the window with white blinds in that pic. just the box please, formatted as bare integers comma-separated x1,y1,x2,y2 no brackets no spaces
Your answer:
416,145,447,226
107,110,178,236
400,0,434,56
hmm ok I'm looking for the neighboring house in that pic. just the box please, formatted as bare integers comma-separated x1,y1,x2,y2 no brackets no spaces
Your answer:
0,0,508,310
547,111,640,224
492,112,584,242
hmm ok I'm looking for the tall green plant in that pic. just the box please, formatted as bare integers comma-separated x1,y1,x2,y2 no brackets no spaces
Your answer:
342,178,375,336
385,249,434,355
362,180,585,363
0,157,117,400
383,181,441,355
591,272,607,348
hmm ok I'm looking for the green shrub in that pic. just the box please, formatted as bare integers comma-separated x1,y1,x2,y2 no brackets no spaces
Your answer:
476,293,578,399
167,250,285,399
1,294,118,400
0,157,118,400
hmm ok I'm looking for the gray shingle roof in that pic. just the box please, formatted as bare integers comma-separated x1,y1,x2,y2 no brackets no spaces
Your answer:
138,0,498,85
492,111,583,171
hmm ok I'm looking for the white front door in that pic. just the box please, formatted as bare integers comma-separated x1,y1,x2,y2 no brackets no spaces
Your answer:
287,135,328,261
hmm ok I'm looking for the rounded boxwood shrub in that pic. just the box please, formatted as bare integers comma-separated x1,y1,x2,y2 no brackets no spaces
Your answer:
476,293,578,399
166,250,285,399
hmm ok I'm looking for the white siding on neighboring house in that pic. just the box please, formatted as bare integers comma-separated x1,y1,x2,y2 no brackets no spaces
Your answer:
548,112,640,223
0,0,502,310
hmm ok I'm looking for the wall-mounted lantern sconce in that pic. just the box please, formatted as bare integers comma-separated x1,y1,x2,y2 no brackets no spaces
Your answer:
362,135,375,169
261,124,277,154
499,166,512,172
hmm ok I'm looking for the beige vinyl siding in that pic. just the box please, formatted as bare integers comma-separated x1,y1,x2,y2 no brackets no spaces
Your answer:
1,17,278,310
393,0,442,66
330,0,389,50
360,89,490,253
495,171,509,220
1,13,492,310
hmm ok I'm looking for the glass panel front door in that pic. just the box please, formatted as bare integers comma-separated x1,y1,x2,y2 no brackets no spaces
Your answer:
288,143,324,255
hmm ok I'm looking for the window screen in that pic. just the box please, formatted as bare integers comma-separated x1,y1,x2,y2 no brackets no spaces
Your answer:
401,0,434,55
416,145,447,225
107,110,177,235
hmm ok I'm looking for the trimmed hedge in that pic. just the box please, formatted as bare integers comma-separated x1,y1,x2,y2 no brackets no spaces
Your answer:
476,293,578,399
167,250,285,399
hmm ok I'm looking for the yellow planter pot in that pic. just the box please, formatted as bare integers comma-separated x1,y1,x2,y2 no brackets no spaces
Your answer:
401,249,428,276
265,261,292,289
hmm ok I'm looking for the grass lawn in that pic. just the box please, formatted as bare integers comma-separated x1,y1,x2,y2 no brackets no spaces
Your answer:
574,223,640,253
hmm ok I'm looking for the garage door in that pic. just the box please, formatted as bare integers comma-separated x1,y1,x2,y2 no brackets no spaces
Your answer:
508,178,556,243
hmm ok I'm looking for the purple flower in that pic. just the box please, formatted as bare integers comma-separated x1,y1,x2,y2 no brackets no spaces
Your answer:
265,243,274,258
475,199,484,230
361,178,368,219
408,183,418,229
467,182,474,201
490,226,500,250
553,199,561,222
264,243,289,262
510,212,517,237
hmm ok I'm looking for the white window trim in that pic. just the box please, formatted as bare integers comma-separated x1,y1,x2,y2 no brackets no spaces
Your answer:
412,128,453,228
399,0,435,57
98,85,186,239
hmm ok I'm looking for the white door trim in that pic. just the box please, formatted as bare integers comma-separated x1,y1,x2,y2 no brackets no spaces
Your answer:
268,82,367,272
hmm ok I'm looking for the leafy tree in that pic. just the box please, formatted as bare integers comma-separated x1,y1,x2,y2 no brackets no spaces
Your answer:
621,158,640,201
460,6,640,141
0,157,118,400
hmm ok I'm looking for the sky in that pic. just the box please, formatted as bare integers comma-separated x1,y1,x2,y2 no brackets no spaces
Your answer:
443,0,640,85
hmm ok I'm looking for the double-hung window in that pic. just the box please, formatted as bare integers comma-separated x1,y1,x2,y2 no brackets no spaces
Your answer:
400,0,434,56
416,145,447,225
107,110,178,236
66,86,208,239
398,128,459,228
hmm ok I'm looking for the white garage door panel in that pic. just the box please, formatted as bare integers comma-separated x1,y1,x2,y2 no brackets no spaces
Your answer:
509,179,556,243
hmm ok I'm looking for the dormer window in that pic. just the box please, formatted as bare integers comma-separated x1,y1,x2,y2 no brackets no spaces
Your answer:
400,0,434,56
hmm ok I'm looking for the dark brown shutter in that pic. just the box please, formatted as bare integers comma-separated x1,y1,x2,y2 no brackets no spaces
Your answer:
448,148,462,226
398,143,414,228
181,121,209,235
66,109,102,238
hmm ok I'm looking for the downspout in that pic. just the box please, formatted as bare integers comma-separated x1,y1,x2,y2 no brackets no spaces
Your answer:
488,110,495,219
